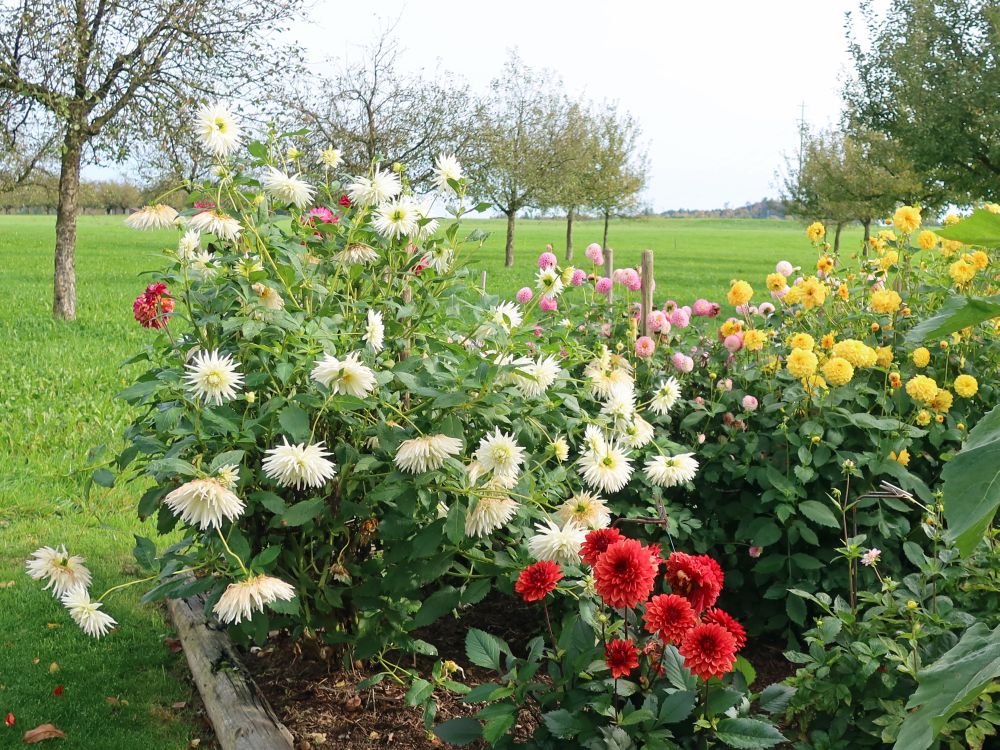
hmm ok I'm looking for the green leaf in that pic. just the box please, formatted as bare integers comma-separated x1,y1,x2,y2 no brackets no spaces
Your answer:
132,535,157,570
433,717,482,746
935,208,1000,246
943,404,1000,555
278,404,311,442
542,708,589,738
413,587,461,628
482,711,515,744
661,645,693,690
786,595,807,626
209,450,245,472
279,498,326,527
798,500,840,529
714,717,786,748
894,623,1000,750
405,678,434,706
758,683,796,714
465,628,502,670
116,378,161,403
658,690,696,723
905,294,1000,346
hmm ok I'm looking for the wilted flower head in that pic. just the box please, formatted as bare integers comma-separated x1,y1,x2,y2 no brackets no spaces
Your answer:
26,546,92,599
164,477,245,530
62,587,117,639
125,204,179,231
188,209,242,242
527,518,587,564
213,574,296,624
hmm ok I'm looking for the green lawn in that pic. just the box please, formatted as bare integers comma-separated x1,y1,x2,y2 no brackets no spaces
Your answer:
0,213,862,746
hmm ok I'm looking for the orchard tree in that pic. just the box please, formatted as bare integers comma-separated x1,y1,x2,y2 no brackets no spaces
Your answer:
0,95,56,192
786,127,923,252
466,54,570,267
285,31,476,190
587,104,648,252
845,0,1000,202
536,101,598,261
0,0,303,320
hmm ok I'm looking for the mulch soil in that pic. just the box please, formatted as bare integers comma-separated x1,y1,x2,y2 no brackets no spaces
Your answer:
245,593,796,750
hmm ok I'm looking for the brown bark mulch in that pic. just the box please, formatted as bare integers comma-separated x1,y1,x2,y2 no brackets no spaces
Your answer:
246,594,795,749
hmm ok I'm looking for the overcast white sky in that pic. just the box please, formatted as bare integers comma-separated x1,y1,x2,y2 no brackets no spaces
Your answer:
291,0,868,210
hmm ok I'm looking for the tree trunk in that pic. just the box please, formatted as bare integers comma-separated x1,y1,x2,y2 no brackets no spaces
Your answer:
833,222,844,256
565,207,575,261
862,219,871,257
504,211,515,267
602,210,610,252
53,131,84,320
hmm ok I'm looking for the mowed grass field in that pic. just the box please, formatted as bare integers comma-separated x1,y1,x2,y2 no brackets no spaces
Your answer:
0,213,863,746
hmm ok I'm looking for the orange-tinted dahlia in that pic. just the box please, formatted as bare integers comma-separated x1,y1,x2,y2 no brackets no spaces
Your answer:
643,594,697,644
514,560,563,603
580,528,623,567
665,552,724,613
702,608,747,651
679,623,737,680
594,538,660,609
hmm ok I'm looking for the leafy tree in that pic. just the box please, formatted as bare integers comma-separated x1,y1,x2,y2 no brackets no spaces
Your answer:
0,0,303,320
845,0,1000,202
786,127,924,252
284,31,476,190
586,104,647,253
465,54,571,267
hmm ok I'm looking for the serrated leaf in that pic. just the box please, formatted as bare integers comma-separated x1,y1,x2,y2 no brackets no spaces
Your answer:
905,293,1000,345
279,498,325,527
935,208,1000,246
715,717,786,748
277,404,311,442
413,587,461,628
433,717,482,745
465,628,502,670
658,690,696,723
758,683,796,714
543,708,589,738
943,405,1000,556
797,500,840,529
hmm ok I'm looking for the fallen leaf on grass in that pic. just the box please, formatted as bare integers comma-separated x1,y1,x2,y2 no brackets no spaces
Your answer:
105,696,128,706
52,686,63,697
48,663,59,674
45,624,60,630
163,637,182,654
171,701,186,710
5,712,14,727
0,581,15,588
22,723,66,743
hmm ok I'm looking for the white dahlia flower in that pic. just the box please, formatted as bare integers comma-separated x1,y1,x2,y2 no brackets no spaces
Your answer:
394,434,463,474
311,351,377,399
26,545,92,598
185,349,244,406
164,477,245,530
62,587,116,638
213,574,296,625
262,438,337,489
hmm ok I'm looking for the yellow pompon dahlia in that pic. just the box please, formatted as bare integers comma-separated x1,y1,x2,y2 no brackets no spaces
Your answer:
802,374,828,394
743,329,767,351
954,374,979,398
799,276,828,309
917,231,938,250
893,205,921,234
806,222,825,242
970,250,989,270
931,389,953,413
719,319,743,337
942,213,960,226
905,375,939,406
787,333,815,351
728,280,753,307
786,348,819,379
817,255,834,274
870,289,902,314
889,449,911,466
911,347,930,368
950,258,976,285
766,272,788,292
784,285,803,305
889,372,902,389
821,333,836,349
822,357,854,386
915,410,931,426
831,339,877,368
876,346,894,368
940,239,963,257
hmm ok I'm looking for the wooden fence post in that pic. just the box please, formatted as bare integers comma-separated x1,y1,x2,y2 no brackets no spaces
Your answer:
604,247,614,304
640,249,654,337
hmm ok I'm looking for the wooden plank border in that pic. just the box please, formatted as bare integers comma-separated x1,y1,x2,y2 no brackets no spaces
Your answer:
166,596,294,750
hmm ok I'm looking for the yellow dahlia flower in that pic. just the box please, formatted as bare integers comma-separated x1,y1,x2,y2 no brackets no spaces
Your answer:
911,347,930,368
787,333,815,351
905,375,939,406
870,289,902,314
893,205,921,234
786,348,818,379
917,231,938,250
954,374,978,398
822,357,854,386
806,222,825,242
727,280,753,307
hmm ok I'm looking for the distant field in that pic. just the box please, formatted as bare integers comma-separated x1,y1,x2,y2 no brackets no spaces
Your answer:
0,212,862,747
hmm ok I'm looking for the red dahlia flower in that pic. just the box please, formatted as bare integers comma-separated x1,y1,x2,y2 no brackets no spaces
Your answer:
665,552,724,613
679,623,737,681
580,527,623,567
643,593,697,644
594,538,660,609
514,560,563,603
702,608,746,651
339,194,351,207
605,638,639,678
